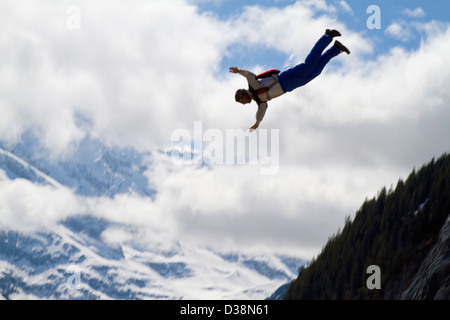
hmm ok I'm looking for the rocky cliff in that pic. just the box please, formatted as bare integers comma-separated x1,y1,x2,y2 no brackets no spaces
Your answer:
384,215,450,299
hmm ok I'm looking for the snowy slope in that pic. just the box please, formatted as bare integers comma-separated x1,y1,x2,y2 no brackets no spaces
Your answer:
0,214,303,300
3,133,154,198
0,148,63,189
0,136,304,300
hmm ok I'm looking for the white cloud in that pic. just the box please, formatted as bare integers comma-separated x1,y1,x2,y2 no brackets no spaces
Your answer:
0,0,369,157
385,22,406,39
339,1,353,16
281,26,450,189
403,7,426,18
0,175,80,231
1,1,450,260
297,0,337,13
0,0,230,157
228,1,368,64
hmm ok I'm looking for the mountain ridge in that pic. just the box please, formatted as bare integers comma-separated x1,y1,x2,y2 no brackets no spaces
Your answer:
0,136,305,300
283,152,450,300
1,132,155,198
0,214,304,299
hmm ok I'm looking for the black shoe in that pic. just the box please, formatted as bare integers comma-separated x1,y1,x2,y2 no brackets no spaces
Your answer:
334,40,350,54
325,29,341,38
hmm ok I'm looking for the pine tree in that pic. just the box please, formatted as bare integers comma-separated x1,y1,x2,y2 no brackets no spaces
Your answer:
284,152,450,300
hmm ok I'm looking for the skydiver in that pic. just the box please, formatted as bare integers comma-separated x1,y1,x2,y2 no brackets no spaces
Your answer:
230,29,350,131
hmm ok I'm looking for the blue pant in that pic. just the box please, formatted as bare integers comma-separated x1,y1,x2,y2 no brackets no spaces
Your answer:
278,35,340,93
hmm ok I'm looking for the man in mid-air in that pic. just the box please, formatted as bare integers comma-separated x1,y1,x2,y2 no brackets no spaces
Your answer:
230,29,350,131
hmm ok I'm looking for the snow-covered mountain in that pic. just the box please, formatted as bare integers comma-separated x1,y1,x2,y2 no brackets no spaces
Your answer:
1,132,154,198
0,135,304,300
0,214,302,299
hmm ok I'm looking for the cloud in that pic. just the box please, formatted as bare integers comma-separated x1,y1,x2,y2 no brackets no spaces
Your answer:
0,0,230,157
143,153,363,256
385,22,408,40
339,1,353,16
227,1,369,64
0,0,370,157
403,7,426,18
386,8,430,42
0,172,80,231
1,1,450,260
289,23,450,164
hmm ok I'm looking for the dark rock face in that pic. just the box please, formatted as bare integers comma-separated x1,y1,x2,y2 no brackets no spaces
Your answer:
384,215,450,300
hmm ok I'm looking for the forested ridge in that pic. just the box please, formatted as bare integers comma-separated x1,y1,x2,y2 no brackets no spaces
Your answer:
284,152,450,299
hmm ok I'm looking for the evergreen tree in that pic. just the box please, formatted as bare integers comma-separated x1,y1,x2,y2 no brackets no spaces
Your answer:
284,153,450,300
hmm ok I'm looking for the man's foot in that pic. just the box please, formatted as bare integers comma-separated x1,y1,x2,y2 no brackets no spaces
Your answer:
334,40,350,54
325,29,341,38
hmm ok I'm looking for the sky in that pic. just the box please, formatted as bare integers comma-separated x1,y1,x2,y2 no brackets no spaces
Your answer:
0,0,450,260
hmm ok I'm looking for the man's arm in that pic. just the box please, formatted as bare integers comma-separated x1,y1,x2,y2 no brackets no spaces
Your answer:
230,67,267,131
249,102,268,132
229,67,261,90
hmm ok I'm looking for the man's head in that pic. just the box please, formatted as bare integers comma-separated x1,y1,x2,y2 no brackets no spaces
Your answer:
235,89,252,105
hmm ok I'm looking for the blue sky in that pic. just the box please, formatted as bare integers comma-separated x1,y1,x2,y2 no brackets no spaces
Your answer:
191,0,450,70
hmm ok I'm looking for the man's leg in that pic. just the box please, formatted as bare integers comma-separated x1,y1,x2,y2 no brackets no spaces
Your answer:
278,34,333,92
303,34,334,73
304,44,341,84
304,40,350,84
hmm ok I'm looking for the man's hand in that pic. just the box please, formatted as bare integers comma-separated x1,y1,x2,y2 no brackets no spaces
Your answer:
229,67,240,74
249,122,259,132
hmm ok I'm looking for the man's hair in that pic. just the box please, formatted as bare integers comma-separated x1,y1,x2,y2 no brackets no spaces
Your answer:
235,89,248,102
